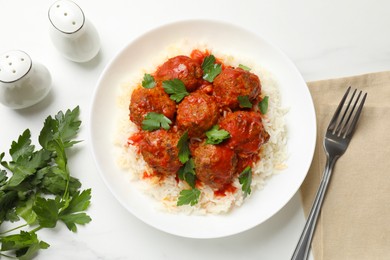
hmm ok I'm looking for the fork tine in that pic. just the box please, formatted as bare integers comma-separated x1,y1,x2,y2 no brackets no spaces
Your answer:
339,90,361,136
335,88,357,135
327,86,351,132
344,91,367,138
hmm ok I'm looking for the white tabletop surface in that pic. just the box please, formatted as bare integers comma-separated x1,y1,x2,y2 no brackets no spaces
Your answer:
1,0,390,259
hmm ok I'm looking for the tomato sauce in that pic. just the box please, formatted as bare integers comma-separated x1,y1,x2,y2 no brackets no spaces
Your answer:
214,183,237,197
127,132,144,146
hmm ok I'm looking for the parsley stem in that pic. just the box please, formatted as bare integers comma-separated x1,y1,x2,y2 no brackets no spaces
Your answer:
0,223,28,235
0,252,17,259
62,168,70,202
30,225,43,233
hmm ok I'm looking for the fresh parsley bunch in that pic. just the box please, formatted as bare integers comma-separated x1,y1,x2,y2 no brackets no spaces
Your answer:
0,106,91,260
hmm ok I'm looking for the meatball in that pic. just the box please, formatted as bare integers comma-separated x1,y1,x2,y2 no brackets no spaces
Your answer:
155,55,203,92
213,67,261,109
139,130,182,175
176,92,219,137
219,111,269,156
129,86,176,127
191,142,237,190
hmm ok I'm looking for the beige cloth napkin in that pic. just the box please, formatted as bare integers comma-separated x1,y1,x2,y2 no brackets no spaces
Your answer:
300,71,390,260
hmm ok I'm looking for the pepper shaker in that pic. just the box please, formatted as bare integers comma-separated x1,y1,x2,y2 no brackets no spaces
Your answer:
0,50,52,109
48,0,100,62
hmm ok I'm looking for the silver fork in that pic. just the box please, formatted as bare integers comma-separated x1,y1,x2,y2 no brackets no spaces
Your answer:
291,87,367,260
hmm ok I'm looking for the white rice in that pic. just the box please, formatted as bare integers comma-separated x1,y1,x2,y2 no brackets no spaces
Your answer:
114,41,288,215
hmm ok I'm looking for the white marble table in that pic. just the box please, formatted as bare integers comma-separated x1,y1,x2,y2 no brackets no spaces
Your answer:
1,0,390,259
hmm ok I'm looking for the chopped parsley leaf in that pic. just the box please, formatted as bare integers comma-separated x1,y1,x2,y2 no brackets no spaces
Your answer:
177,131,190,163
177,188,200,206
238,64,251,71
238,166,252,197
237,95,253,108
259,96,269,114
141,73,156,89
162,79,189,102
178,158,196,189
205,125,230,144
141,112,172,131
201,55,222,82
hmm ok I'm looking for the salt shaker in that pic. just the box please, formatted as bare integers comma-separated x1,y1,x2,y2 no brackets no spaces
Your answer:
48,0,100,62
0,50,52,109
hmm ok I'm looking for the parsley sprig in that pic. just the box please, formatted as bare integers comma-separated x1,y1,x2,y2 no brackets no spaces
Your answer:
201,55,222,82
205,125,230,144
0,107,91,259
177,159,196,189
238,166,252,197
141,73,156,89
177,131,190,163
141,112,172,131
176,132,200,206
162,79,189,102
177,188,200,206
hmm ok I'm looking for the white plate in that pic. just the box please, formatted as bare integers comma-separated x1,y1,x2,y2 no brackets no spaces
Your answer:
89,20,316,239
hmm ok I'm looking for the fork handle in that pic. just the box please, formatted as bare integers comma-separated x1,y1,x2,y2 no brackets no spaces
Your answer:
291,155,338,260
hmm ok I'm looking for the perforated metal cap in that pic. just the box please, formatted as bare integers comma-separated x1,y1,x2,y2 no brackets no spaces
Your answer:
0,50,32,83
48,0,85,34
